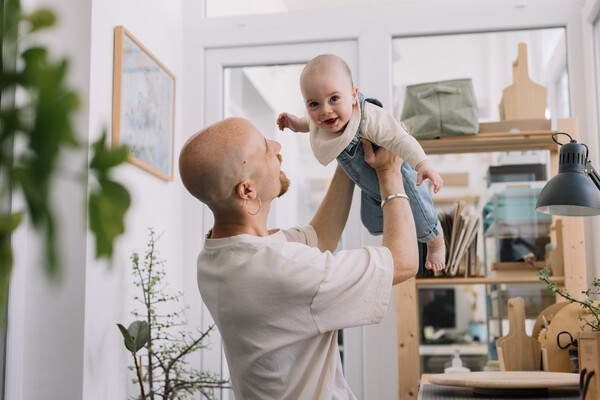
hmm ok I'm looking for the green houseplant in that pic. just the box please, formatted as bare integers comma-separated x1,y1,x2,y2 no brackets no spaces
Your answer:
0,0,130,312
118,229,228,399
538,267,600,331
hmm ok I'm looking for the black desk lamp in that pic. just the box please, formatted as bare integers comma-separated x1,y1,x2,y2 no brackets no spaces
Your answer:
536,132,600,216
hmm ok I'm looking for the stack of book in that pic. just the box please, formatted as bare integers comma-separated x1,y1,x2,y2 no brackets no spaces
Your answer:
440,200,481,277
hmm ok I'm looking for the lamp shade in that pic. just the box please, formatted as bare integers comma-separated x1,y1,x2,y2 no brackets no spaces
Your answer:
536,141,600,216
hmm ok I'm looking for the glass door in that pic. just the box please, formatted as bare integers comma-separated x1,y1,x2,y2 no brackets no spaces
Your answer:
205,42,358,232
204,41,367,399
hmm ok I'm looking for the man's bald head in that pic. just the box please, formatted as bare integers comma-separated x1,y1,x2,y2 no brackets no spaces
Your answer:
179,117,261,210
300,54,354,91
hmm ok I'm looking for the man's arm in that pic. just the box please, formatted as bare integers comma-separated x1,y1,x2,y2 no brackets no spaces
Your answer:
363,139,419,285
309,165,355,253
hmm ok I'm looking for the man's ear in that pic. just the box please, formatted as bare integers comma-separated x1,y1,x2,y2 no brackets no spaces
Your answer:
236,180,257,201
352,87,359,104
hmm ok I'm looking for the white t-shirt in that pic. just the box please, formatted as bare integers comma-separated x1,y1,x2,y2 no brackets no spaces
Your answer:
197,226,393,400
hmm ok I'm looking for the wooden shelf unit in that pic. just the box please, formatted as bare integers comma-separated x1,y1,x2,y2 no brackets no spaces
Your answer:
417,130,561,155
395,118,587,399
415,275,564,285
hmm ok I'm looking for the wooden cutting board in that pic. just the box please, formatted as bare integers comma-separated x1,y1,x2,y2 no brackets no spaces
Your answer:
531,301,568,343
496,297,541,371
499,42,547,120
546,302,597,372
428,371,579,388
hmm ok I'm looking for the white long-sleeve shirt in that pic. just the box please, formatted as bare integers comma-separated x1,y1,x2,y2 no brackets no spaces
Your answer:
308,100,428,167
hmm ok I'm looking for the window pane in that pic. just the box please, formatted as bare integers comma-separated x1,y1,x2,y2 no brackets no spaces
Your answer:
391,27,567,217
392,27,568,123
223,65,337,229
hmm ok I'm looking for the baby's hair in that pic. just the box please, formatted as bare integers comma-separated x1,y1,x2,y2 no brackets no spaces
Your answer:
301,54,354,88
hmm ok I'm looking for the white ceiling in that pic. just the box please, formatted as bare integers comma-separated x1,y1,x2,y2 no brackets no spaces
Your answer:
207,0,436,17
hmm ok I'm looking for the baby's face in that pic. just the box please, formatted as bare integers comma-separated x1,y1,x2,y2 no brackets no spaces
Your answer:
301,69,357,134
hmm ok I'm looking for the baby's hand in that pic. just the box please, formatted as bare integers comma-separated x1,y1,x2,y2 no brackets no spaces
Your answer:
415,160,443,193
277,113,308,133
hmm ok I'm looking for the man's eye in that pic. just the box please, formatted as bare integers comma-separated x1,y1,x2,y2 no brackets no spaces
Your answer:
330,96,339,102
309,102,319,107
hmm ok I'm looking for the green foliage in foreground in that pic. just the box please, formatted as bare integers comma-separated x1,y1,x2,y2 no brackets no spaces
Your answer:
0,0,130,314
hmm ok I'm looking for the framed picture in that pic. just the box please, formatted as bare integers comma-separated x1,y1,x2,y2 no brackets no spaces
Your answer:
112,26,176,181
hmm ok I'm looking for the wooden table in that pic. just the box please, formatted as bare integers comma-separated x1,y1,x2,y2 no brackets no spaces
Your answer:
418,384,579,399
419,373,580,399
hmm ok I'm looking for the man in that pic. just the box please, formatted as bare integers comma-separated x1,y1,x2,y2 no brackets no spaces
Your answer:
179,117,418,399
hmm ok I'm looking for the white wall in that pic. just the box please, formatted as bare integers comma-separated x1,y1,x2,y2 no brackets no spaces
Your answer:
84,0,189,399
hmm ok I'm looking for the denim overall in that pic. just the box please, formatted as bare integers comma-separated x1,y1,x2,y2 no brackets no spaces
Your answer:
336,92,441,241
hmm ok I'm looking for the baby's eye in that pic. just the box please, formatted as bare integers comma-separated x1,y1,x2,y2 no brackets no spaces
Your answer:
308,101,319,108
330,96,339,102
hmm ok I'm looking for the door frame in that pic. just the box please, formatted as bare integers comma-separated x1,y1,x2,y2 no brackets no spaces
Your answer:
203,38,400,400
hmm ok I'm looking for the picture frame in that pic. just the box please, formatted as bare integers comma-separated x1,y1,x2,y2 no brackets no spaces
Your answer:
112,26,176,181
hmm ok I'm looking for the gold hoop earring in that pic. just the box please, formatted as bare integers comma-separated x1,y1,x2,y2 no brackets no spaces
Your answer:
246,196,261,216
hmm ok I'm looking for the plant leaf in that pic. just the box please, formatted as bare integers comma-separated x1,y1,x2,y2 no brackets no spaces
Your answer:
90,133,128,171
23,8,55,32
117,323,136,353
0,235,14,329
128,321,149,352
0,212,22,234
89,179,130,258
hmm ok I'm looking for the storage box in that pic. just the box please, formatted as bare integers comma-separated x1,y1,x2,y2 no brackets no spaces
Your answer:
483,187,551,271
483,188,551,230
487,163,547,186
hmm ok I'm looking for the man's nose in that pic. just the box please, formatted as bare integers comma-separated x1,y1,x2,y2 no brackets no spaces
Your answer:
270,140,281,153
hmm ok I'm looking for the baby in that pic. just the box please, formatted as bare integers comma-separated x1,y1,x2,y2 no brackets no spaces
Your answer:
277,54,445,271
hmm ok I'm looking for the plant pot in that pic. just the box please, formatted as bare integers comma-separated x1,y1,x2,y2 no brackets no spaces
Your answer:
578,331,600,400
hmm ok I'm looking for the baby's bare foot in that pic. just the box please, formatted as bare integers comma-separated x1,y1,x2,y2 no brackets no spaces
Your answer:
425,232,446,271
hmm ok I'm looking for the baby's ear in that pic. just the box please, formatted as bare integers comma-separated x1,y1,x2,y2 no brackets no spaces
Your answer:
352,87,359,104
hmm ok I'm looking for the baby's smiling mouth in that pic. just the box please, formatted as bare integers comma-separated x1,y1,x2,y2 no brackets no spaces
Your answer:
323,117,337,125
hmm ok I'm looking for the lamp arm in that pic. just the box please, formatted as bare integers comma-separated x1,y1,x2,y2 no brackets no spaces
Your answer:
585,159,600,190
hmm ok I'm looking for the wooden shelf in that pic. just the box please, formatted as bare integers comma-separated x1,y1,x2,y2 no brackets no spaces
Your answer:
416,275,564,285
396,118,584,399
432,195,479,205
417,130,560,155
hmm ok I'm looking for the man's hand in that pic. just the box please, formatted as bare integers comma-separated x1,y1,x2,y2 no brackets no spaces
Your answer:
277,113,309,133
362,138,404,174
415,160,443,193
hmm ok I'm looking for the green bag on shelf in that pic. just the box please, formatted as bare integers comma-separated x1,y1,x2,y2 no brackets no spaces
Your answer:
400,78,479,140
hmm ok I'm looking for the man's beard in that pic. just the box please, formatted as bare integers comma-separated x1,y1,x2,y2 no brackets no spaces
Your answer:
278,173,290,197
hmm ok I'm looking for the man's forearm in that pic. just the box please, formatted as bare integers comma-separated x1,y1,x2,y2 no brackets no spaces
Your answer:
310,165,354,252
378,171,419,285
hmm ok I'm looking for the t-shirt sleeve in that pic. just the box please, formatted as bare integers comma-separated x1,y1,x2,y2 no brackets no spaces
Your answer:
310,246,394,332
282,226,318,247
361,103,428,168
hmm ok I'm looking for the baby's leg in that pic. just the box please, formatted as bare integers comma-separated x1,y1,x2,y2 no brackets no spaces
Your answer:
425,230,446,271
401,162,446,271
360,190,384,235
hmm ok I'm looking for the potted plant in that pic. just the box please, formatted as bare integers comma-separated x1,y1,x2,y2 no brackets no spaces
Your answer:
538,268,599,399
118,229,229,399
